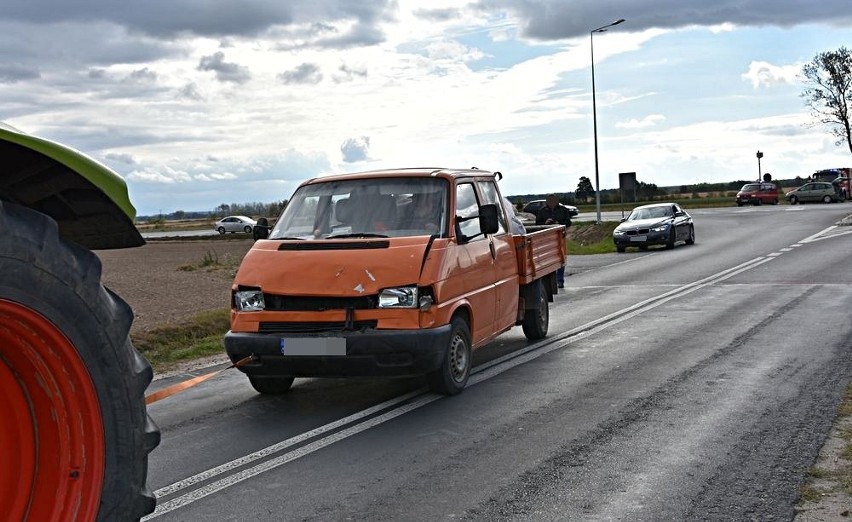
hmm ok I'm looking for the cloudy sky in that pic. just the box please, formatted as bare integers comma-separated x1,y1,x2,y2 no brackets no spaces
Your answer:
2,0,851,216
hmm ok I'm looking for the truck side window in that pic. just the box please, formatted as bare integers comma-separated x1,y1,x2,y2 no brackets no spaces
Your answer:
476,181,507,234
456,183,483,241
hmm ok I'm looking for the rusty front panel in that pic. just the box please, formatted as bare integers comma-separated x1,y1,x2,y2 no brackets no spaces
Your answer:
513,226,565,285
230,308,423,333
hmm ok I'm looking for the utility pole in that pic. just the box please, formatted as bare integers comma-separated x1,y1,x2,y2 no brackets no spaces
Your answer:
756,151,763,182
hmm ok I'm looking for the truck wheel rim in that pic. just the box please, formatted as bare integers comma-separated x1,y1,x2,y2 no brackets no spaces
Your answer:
449,334,468,382
537,294,549,330
0,299,105,521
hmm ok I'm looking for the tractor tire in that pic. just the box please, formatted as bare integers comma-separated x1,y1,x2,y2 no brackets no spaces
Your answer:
0,201,159,521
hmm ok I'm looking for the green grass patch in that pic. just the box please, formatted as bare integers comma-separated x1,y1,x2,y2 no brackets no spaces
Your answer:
798,484,825,503
566,221,619,255
133,309,230,373
178,249,242,272
798,383,852,504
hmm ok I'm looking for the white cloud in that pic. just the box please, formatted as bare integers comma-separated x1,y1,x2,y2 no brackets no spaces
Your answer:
742,60,802,88
103,152,137,164
126,166,192,184
197,51,252,84
425,40,484,62
341,137,371,163
616,115,666,129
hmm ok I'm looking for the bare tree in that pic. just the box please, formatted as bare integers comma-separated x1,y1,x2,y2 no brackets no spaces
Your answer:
801,47,852,154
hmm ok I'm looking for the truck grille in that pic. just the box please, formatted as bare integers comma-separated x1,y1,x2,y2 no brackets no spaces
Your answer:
262,294,377,311
258,321,377,334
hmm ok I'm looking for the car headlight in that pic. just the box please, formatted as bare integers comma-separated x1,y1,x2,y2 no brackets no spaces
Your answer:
235,289,265,311
651,225,669,232
378,286,418,308
613,229,625,236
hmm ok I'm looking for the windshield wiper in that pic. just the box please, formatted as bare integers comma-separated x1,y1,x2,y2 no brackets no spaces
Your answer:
326,233,389,239
270,236,305,240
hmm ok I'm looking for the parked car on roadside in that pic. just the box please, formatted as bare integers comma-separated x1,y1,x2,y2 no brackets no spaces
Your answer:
612,202,694,253
735,182,779,206
214,215,257,234
522,199,579,219
785,182,839,204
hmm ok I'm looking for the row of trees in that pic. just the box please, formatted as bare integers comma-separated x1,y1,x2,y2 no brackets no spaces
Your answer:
139,200,287,222
214,201,287,219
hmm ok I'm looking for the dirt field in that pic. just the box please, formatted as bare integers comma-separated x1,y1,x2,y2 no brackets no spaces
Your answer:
95,238,254,335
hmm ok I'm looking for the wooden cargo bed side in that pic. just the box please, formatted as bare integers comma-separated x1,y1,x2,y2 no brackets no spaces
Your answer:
513,225,566,285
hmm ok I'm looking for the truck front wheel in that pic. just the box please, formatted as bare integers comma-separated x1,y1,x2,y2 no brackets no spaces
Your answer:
0,201,159,521
427,316,471,395
522,280,549,340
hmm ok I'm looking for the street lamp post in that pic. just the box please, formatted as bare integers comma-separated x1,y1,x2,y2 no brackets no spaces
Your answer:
756,150,763,181
591,18,625,223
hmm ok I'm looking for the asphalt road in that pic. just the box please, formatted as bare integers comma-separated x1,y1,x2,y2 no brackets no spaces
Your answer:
144,203,852,521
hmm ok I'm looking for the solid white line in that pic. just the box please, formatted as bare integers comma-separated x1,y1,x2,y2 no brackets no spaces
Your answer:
146,394,441,519
801,226,852,243
151,387,426,498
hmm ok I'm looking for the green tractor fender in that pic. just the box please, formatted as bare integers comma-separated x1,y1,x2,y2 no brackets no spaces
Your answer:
0,122,143,249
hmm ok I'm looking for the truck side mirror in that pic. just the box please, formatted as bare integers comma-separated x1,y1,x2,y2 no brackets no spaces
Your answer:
253,217,270,240
478,204,500,235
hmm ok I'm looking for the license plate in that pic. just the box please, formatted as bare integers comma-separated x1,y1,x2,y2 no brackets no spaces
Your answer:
279,337,346,356
630,236,646,242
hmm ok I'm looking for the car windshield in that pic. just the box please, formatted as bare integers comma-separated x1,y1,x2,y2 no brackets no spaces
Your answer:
627,206,673,221
268,177,449,240
740,184,760,193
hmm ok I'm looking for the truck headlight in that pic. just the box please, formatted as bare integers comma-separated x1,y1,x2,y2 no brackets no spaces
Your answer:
235,289,265,311
378,287,418,308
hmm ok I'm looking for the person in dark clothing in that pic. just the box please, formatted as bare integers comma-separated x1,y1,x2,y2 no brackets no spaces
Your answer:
535,194,569,288
535,194,572,228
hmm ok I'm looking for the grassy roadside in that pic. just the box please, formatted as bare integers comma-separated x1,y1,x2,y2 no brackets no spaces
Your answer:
796,384,852,514
566,220,619,254
133,309,230,373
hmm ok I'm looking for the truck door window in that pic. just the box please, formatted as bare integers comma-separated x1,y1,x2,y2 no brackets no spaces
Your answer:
476,181,507,234
456,183,484,241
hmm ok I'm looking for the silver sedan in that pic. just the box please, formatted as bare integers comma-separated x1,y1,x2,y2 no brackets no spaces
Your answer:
214,215,257,234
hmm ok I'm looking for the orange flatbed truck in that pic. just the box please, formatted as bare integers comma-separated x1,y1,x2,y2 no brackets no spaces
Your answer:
224,167,566,395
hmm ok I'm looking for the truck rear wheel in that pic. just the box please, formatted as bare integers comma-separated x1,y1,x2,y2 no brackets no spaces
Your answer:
427,316,471,395
522,280,549,340
0,201,159,521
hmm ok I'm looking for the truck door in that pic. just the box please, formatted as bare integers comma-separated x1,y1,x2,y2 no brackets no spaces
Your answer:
455,182,497,345
477,180,520,334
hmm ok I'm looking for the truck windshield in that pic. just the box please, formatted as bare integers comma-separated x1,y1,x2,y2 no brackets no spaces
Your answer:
269,177,449,240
